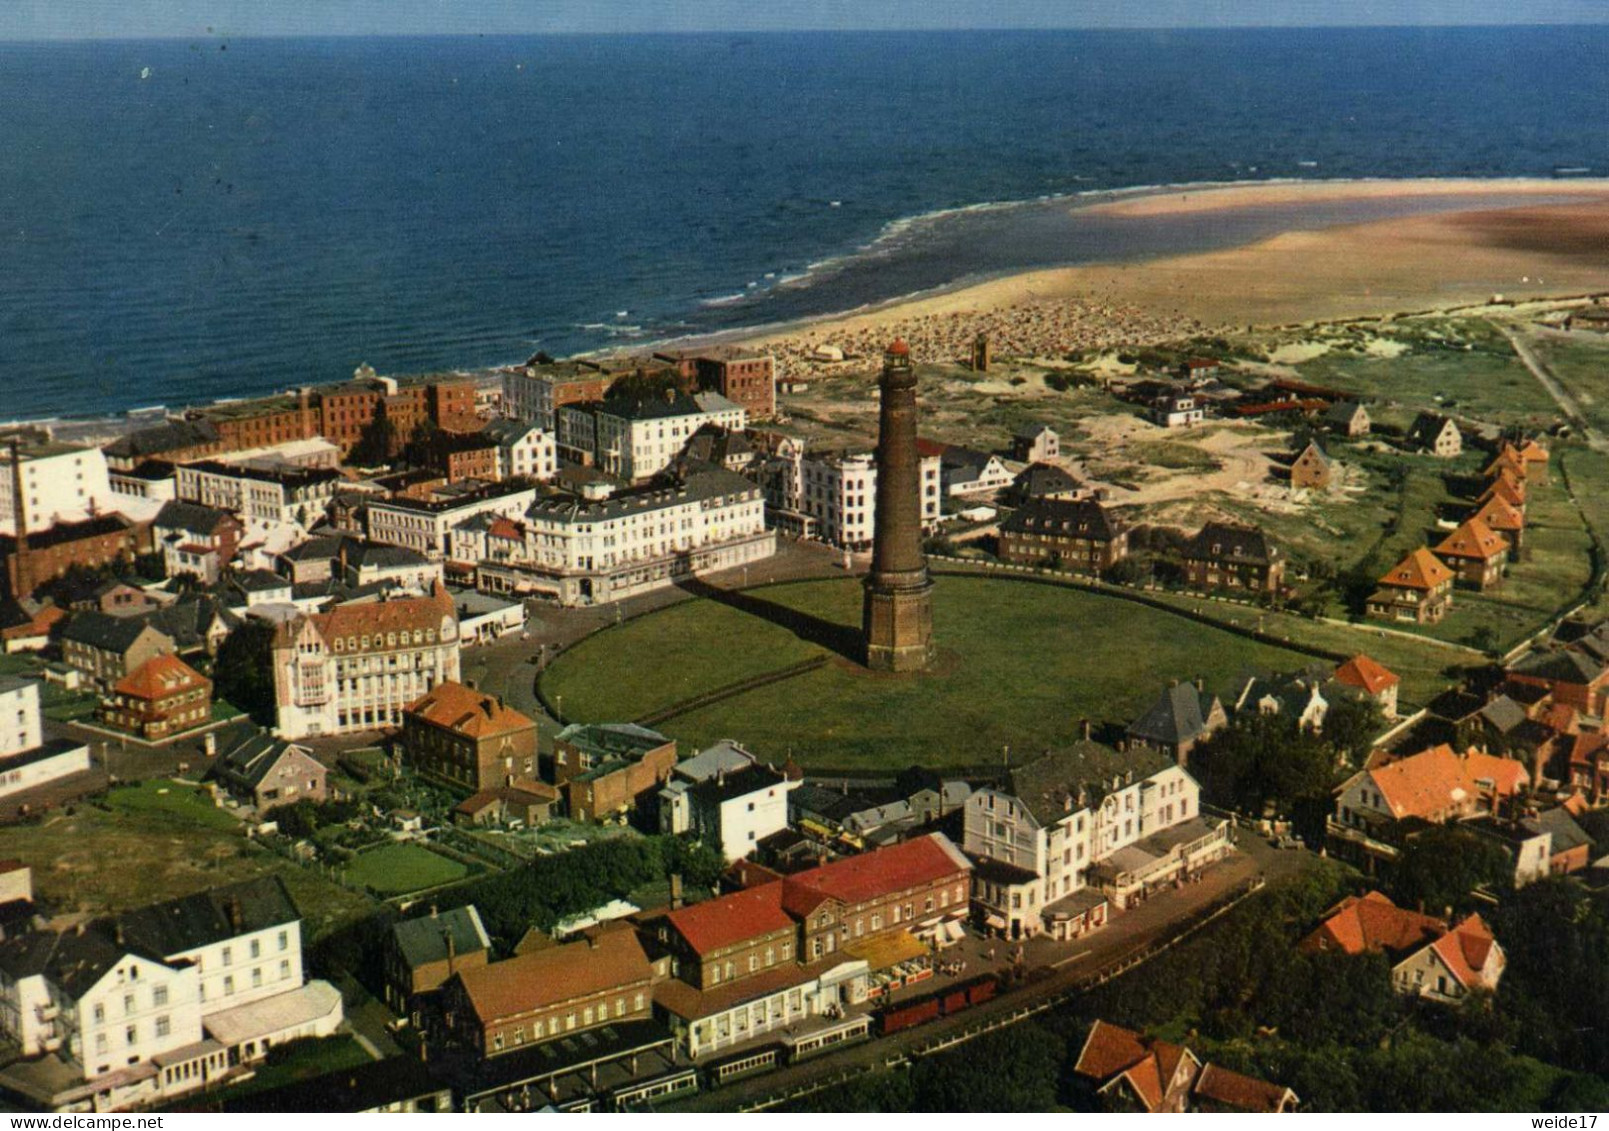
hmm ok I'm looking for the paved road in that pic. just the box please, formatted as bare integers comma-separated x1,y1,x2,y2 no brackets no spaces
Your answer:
1496,322,1606,451
665,836,1319,1112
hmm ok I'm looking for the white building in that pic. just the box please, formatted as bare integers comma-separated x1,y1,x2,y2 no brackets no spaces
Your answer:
561,391,748,483
271,583,461,739
963,742,1229,938
476,468,774,606
480,419,557,481
501,362,612,430
0,678,43,757
174,460,342,527
1152,395,1205,429
0,876,341,1113
0,677,90,800
659,741,798,862
365,480,538,559
0,441,116,536
764,450,942,550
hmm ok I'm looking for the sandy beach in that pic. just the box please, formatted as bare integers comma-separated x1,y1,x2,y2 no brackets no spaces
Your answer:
735,180,1609,371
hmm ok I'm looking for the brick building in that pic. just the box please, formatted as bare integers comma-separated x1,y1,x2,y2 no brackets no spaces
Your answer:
402,680,539,792
438,924,655,1059
1180,522,1284,595
384,905,492,1015
1,515,147,600
998,498,1128,574
59,612,175,690
551,723,678,822
1367,547,1455,624
99,654,212,741
653,347,777,420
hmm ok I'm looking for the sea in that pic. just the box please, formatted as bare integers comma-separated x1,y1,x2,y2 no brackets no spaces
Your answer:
1,26,1606,423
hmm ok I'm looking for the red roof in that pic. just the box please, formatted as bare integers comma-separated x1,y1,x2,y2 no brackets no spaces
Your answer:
780,833,970,918
1299,891,1447,957
664,882,792,956
113,654,210,701
1334,653,1400,696
1435,516,1509,562
1379,547,1455,592
488,517,524,541
1430,913,1499,989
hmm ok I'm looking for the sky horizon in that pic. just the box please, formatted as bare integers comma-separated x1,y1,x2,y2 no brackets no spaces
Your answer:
4,1,1608,41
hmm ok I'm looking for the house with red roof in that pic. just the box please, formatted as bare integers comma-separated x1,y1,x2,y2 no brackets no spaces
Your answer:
1367,547,1454,624
98,653,212,741
1330,744,1528,865
1333,654,1401,719
1474,494,1526,558
647,833,972,1057
1072,1020,1299,1113
1299,891,1505,1005
1435,516,1509,591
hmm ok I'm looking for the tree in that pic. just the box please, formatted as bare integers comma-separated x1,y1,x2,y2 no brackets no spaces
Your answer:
350,414,398,466
213,618,278,726
1321,692,1384,769
1387,824,1513,914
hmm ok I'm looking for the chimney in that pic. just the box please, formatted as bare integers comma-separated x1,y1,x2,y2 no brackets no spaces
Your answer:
1080,718,1092,742
669,873,684,910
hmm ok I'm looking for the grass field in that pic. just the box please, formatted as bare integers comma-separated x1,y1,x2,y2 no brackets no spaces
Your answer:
1287,318,1562,429
341,843,469,895
0,782,375,938
544,576,1342,772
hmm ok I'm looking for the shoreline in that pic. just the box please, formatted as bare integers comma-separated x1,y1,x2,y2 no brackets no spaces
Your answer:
12,175,1609,433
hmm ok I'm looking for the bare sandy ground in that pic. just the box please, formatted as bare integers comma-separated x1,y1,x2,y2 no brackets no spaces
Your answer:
738,181,1609,366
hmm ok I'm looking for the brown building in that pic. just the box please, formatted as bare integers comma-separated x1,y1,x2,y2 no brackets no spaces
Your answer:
314,382,386,455
1435,516,1509,590
58,611,175,689
658,882,799,991
212,724,330,811
99,653,212,740
863,341,935,672
1288,441,1332,490
654,347,777,420
998,498,1128,574
656,833,972,991
1180,522,1285,595
403,680,539,792
431,433,500,483
385,904,492,1015
1,514,147,599
438,923,656,1059
452,782,559,827
1367,547,1455,624
552,722,678,822
1475,495,1526,558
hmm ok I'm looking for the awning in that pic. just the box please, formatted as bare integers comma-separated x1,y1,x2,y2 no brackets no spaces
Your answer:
843,929,928,971
984,913,1007,931
939,919,966,944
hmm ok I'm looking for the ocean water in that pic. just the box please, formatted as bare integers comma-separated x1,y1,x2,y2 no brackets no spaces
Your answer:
1,27,1606,421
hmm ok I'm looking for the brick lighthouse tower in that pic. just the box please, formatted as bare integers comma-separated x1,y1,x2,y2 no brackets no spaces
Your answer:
863,340,935,672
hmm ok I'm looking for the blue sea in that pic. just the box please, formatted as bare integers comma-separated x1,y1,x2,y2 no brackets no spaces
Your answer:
1,27,1606,421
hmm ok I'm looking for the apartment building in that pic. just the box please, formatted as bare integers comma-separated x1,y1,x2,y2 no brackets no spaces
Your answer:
365,480,538,559
763,449,941,550
175,460,342,527
476,468,773,606
270,583,462,739
0,440,115,537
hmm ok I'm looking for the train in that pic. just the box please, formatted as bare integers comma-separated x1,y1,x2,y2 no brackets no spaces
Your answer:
877,973,1000,1036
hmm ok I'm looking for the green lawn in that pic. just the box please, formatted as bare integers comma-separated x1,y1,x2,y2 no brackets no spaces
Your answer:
1290,318,1562,429
543,576,1336,773
341,843,469,895
103,781,240,832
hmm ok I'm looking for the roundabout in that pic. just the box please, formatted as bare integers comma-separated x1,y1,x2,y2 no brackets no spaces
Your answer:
539,574,1325,773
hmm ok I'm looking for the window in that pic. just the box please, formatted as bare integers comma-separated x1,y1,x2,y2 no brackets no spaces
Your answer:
124,993,135,1015
222,946,233,966
250,939,261,959
280,959,291,979
155,1016,171,1038
126,1025,137,1046
223,975,235,995
153,985,168,1007
252,968,263,988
